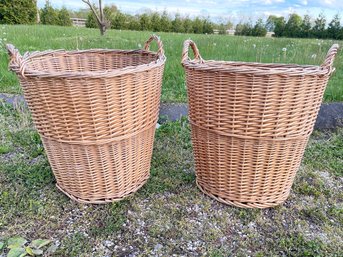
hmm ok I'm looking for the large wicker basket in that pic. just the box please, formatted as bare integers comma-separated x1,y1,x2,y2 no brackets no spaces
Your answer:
7,35,165,203
182,40,339,208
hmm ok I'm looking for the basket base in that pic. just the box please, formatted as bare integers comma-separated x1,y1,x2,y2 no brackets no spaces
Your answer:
196,180,289,209
56,176,149,204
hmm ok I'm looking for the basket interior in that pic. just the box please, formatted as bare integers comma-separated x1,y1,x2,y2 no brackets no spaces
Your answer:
25,50,159,74
188,60,324,75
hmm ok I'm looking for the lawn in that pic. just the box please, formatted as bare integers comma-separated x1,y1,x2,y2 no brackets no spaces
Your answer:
0,102,342,256
0,25,342,102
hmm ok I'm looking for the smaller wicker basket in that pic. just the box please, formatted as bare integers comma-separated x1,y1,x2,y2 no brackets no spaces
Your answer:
182,40,339,208
7,35,166,203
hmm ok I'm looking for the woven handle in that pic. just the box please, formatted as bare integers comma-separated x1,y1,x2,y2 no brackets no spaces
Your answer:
144,35,164,58
321,44,339,74
6,44,23,71
181,39,203,64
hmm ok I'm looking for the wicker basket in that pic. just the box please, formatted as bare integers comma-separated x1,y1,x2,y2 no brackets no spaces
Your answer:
182,40,339,208
7,35,166,203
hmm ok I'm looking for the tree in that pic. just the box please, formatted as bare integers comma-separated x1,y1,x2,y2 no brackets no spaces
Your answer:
192,17,203,34
252,18,267,37
203,17,214,34
183,16,193,33
266,15,279,32
284,13,302,37
218,23,226,34
273,16,286,37
127,15,140,31
312,13,327,38
112,11,126,29
150,12,161,32
327,14,341,39
172,13,184,33
57,7,72,26
234,23,244,35
160,11,171,32
40,0,58,25
300,14,312,38
86,11,97,28
82,0,110,35
0,0,37,24
139,13,151,31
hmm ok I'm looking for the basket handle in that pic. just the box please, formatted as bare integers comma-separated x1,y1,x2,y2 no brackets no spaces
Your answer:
321,44,339,74
144,34,165,58
181,39,203,64
6,44,23,71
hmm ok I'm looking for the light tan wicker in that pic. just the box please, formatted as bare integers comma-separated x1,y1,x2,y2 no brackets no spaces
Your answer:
7,35,165,203
182,40,339,208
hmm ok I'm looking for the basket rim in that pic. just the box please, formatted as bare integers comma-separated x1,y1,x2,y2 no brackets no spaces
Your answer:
9,48,166,79
182,59,330,76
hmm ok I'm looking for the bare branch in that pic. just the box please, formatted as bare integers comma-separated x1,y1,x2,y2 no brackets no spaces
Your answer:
81,0,102,25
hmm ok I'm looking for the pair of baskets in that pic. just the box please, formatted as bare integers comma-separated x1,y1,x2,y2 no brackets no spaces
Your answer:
7,36,338,208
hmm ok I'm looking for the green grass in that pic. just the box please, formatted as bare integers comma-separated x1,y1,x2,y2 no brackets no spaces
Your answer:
0,24,342,102
0,103,342,256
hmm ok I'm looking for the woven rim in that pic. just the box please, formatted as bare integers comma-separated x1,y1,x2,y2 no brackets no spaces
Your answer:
182,40,339,76
6,35,166,78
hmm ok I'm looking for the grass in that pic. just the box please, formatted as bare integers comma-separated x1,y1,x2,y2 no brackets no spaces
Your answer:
0,102,342,256
0,24,342,102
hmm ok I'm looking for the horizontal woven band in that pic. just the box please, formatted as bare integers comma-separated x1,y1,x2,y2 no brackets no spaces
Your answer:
40,121,157,146
189,119,311,141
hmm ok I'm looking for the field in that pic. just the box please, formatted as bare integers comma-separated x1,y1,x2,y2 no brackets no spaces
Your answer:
0,103,342,256
0,25,342,102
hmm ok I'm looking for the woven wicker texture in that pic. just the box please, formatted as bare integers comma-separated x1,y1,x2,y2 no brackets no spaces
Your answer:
182,40,339,208
7,35,165,203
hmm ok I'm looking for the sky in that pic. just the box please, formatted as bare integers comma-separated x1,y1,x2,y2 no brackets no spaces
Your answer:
37,0,343,23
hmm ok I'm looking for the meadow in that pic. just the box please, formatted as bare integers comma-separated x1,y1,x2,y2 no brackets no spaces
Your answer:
0,25,342,102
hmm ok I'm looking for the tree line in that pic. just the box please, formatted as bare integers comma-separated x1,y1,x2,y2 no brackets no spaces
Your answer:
0,0,72,26
266,13,343,40
1,0,343,39
84,5,215,34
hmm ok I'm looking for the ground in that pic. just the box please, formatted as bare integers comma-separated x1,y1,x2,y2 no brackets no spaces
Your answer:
0,102,342,256
0,25,342,102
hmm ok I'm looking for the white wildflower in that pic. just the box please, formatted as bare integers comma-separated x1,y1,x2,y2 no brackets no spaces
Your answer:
282,47,287,52
311,54,317,59
253,44,256,48
138,43,142,48
318,42,321,46
213,43,216,46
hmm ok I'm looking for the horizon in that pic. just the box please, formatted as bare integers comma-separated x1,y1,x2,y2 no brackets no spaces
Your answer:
37,0,343,23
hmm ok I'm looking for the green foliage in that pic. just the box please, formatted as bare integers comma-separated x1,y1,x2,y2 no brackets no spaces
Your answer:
284,13,302,37
252,18,267,37
150,12,161,32
57,7,72,27
327,14,341,40
172,13,184,33
2,237,52,257
300,14,312,38
0,0,37,24
40,1,58,25
112,11,127,30
312,13,327,39
85,11,97,28
268,12,343,40
139,13,151,31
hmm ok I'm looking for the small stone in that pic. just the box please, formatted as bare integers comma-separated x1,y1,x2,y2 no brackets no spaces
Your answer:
154,243,163,251
104,240,114,247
